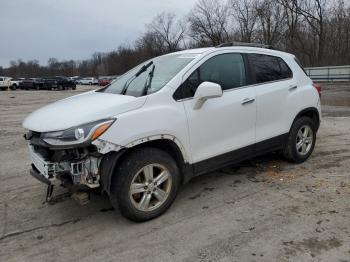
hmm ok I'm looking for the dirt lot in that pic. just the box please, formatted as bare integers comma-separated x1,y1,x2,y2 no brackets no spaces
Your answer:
0,84,349,262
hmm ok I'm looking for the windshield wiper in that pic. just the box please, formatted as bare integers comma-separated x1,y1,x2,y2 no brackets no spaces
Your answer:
142,64,155,96
121,61,153,95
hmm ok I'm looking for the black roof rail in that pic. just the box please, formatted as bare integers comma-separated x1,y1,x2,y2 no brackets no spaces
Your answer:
216,42,273,49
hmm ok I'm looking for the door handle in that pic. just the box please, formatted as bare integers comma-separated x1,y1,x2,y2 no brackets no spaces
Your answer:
241,98,255,105
289,85,298,91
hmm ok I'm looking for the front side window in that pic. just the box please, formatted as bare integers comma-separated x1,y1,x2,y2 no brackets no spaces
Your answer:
174,53,246,100
248,54,292,84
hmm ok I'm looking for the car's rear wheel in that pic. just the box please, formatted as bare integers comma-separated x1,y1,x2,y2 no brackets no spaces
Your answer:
283,116,317,163
10,84,17,90
110,148,180,222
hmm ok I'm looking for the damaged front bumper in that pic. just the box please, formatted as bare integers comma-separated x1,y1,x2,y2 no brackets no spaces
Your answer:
28,144,101,189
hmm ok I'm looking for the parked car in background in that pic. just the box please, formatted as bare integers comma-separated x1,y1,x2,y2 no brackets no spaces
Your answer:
69,76,80,81
19,78,45,90
98,76,117,86
0,77,11,90
43,76,76,90
78,77,98,85
9,78,25,90
98,77,113,86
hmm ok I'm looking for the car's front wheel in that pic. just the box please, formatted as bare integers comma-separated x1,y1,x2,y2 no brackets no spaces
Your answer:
110,148,180,222
283,116,317,163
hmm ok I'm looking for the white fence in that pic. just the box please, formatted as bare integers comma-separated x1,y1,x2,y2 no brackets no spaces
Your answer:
304,65,350,82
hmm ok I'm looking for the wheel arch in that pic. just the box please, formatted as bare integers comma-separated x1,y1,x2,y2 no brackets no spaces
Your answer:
99,137,193,195
290,107,320,132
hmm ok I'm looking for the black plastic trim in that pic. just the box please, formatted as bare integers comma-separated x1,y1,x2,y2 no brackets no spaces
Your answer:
99,149,127,194
292,107,320,131
192,134,288,177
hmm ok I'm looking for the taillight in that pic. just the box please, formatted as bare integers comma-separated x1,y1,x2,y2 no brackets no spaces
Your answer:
313,82,321,97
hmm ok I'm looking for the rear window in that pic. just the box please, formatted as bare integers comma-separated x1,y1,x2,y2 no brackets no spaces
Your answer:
248,54,292,84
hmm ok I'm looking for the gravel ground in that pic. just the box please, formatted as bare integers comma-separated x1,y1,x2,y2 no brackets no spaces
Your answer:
0,84,349,262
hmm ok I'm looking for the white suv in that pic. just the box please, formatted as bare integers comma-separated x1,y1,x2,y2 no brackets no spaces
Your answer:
23,44,321,221
78,77,98,85
0,76,11,90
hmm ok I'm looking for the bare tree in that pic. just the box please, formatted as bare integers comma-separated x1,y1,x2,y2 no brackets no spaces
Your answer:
188,0,230,46
148,12,186,52
2,0,350,77
277,0,300,47
325,0,350,65
298,0,327,64
278,0,327,65
255,0,285,46
136,31,167,57
230,0,257,42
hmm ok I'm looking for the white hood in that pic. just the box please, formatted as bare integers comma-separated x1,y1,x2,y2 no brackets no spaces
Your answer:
23,91,146,132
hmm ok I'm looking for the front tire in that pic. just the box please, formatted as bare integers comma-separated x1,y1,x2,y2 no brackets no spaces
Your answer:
110,148,180,222
283,116,317,163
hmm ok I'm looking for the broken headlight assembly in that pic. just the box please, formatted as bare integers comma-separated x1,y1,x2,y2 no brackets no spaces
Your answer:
41,118,115,147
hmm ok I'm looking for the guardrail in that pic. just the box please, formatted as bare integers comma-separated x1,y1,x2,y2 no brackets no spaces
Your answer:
304,65,350,82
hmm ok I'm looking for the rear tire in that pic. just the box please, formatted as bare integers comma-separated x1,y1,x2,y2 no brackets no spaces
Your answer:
283,116,317,163
110,148,180,222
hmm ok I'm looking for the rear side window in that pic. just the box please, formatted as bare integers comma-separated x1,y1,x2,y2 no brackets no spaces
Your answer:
248,54,292,84
174,53,246,100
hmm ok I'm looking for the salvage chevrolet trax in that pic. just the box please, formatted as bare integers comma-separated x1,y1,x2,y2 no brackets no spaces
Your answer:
23,44,321,222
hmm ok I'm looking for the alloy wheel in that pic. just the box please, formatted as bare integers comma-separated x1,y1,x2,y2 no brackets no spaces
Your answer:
295,125,313,155
129,164,172,212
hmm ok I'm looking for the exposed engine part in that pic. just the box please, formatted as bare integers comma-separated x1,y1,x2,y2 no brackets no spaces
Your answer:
70,157,100,188
29,143,102,189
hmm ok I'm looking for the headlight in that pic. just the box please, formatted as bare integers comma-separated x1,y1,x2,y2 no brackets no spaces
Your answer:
41,118,115,147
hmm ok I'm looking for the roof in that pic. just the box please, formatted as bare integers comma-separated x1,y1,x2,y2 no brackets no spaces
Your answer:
168,45,293,59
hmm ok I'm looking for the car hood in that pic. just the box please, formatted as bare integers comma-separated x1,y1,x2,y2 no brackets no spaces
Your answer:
23,91,146,132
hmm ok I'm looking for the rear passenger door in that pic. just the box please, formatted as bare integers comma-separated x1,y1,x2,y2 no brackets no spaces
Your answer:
248,53,296,143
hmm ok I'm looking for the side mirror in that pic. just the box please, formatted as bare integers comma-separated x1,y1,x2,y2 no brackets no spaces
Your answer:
193,81,223,109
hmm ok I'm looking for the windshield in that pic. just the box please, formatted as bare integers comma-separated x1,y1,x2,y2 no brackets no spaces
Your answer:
101,53,196,97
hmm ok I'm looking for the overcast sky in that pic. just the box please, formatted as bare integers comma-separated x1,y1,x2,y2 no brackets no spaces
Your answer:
0,0,197,67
